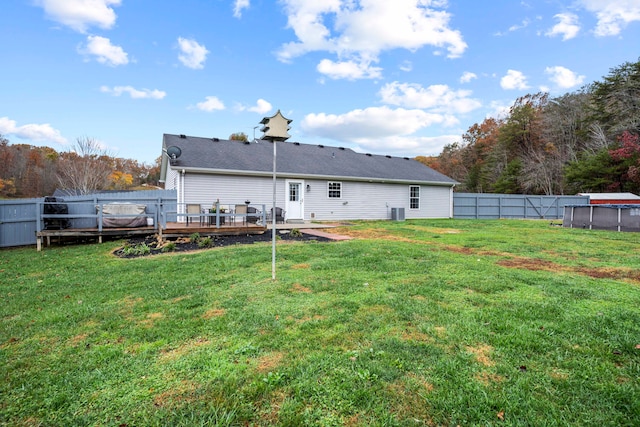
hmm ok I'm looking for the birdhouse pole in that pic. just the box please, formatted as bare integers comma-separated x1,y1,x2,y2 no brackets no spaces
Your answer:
272,139,277,280
259,110,292,281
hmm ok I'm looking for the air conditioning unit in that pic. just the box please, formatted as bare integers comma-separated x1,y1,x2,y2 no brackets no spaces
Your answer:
390,207,405,221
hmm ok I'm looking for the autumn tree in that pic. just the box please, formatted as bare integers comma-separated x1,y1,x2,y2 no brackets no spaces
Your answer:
609,131,640,192
230,132,249,142
57,136,113,195
460,117,502,192
0,137,59,198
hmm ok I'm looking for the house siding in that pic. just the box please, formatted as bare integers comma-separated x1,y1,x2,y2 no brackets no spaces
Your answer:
183,173,288,212
169,170,454,221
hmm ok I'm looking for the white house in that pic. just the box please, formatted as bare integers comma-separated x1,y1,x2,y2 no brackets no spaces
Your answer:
159,133,457,222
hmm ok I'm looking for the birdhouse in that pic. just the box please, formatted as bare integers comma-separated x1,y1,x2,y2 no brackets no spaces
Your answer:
260,110,292,141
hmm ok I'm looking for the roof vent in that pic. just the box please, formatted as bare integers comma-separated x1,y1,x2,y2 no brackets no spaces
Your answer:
366,153,372,157
244,140,250,144
386,155,392,158
212,137,219,142
294,142,300,145
404,157,410,160
339,147,345,150
179,134,186,139
318,144,324,148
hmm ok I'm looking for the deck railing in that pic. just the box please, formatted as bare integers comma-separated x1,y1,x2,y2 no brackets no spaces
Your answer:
36,200,161,233
171,203,268,228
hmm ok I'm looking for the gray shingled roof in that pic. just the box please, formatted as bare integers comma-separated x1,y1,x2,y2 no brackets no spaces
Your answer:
163,133,457,185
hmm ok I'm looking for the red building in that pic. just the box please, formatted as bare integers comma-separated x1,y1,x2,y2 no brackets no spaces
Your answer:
578,193,640,205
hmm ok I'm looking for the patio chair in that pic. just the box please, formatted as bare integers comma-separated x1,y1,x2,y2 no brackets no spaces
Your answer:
247,206,260,224
186,204,203,226
269,207,285,224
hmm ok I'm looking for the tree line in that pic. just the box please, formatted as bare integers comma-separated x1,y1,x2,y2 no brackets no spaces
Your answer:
0,136,161,198
417,58,640,195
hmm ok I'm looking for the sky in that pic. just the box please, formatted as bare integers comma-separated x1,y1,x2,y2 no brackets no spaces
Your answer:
1,0,640,165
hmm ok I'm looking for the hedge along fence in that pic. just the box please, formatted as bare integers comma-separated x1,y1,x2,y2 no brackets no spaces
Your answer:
453,193,589,219
0,190,177,248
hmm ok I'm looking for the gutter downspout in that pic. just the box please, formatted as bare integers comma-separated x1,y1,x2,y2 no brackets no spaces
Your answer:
180,169,185,221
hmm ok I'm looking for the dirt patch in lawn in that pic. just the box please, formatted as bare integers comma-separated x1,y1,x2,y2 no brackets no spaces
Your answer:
290,283,312,293
497,257,640,283
466,343,495,367
202,308,226,319
256,351,284,373
159,337,210,362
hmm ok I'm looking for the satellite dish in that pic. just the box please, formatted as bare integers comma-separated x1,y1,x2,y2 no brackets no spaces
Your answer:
166,146,182,160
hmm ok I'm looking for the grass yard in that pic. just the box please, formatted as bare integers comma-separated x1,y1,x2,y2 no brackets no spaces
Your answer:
1,219,639,426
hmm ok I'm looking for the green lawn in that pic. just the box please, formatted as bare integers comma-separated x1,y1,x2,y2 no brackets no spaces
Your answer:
1,219,639,426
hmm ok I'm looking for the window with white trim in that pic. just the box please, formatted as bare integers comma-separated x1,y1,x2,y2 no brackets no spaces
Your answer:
328,181,342,198
410,186,420,209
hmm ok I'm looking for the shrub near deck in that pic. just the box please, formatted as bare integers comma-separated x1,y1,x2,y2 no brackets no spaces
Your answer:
1,219,639,426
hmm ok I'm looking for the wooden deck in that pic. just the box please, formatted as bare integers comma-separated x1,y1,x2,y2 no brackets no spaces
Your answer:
35,222,267,251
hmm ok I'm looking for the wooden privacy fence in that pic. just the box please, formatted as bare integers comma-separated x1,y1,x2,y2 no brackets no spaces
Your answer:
453,193,589,219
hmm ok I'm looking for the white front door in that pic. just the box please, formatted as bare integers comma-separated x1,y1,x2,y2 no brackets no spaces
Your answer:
286,180,304,221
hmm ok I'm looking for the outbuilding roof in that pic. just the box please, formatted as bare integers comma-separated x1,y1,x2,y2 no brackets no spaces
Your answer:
578,192,640,200
161,134,457,186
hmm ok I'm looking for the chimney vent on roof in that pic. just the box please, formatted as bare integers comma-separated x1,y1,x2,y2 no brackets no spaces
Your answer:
179,134,186,139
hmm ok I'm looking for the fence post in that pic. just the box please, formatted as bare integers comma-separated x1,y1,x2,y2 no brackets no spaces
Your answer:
36,201,42,232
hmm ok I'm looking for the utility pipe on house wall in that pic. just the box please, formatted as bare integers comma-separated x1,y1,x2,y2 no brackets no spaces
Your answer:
180,169,185,219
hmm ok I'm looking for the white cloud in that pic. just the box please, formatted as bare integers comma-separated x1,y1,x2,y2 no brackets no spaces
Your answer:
277,0,467,80
546,13,580,40
579,0,640,36
508,18,531,32
379,82,481,114
399,61,413,72
78,35,128,66
544,66,585,89
100,86,166,99
233,0,250,18
500,69,529,90
36,0,120,33
355,134,460,156
460,71,477,83
177,37,209,69
0,116,67,145
196,96,225,112
302,106,450,141
317,58,382,80
248,99,272,114
237,99,273,114
301,107,461,155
